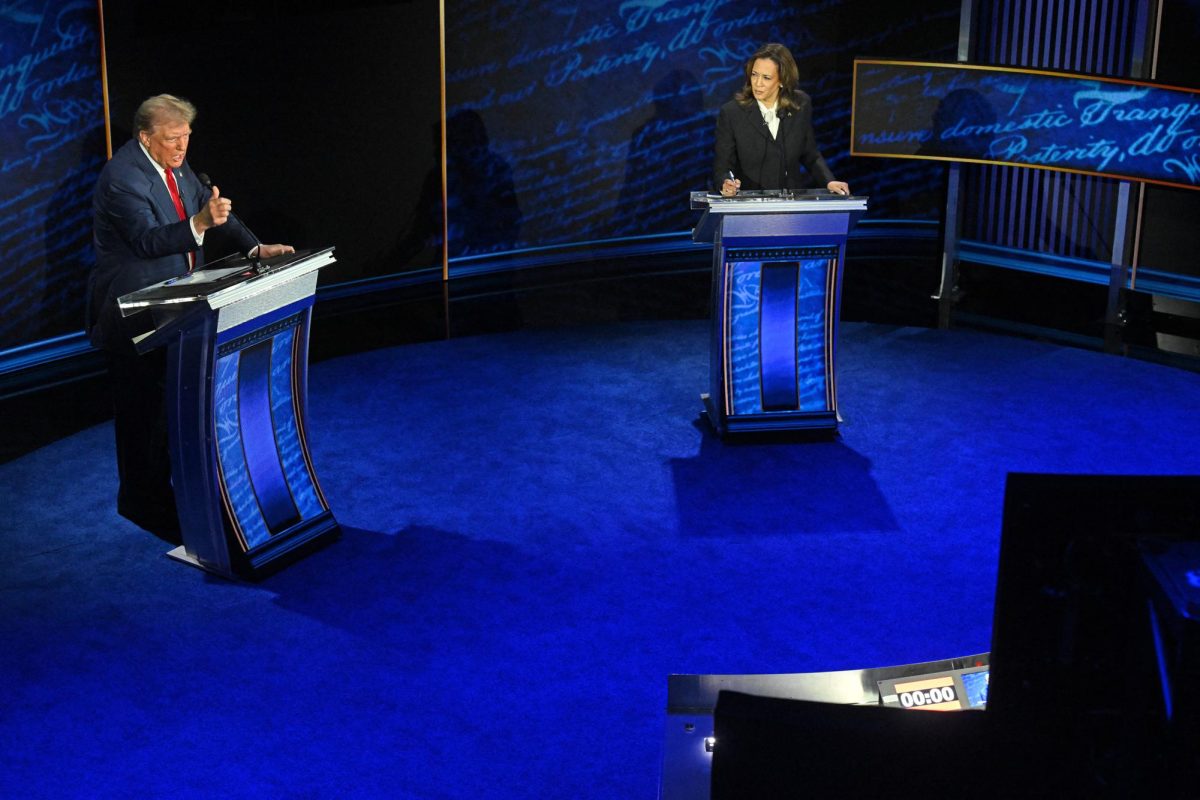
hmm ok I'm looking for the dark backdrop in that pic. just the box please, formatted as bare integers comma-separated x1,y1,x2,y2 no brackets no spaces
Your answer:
104,0,962,278
0,2,106,352
1139,1,1200,278
442,0,961,260
4,0,960,359
101,0,444,286
10,1,1196,369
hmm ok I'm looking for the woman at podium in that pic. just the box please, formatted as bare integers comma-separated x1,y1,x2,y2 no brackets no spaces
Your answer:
712,43,850,198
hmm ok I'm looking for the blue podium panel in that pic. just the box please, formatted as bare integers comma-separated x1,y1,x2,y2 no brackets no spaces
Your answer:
692,196,866,437
213,308,331,557
122,249,339,579
214,349,272,550
726,253,838,418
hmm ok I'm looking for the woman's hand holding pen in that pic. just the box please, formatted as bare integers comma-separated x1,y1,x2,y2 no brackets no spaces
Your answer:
721,171,740,197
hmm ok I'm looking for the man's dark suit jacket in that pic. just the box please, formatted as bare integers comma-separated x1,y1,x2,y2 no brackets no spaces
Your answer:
87,138,255,349
711,91,836,194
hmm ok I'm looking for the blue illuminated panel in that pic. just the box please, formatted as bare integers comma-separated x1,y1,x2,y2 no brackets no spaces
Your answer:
213,321,329,553
214,352,271,550
270,329,325,520
238,341,300,534
728,262,763,416
726,257,838,417
852,60,1200,191
797,258,831,411
759,264,799,411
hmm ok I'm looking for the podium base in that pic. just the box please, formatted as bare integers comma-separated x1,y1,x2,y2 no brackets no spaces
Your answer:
165,545,244,580
702,393,840,440
166,519,341,581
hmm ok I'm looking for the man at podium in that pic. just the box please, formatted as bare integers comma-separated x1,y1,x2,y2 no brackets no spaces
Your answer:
712,43,851,198
87,94,292,539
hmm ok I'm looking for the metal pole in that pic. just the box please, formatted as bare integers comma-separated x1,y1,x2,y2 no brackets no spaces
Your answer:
935,0,976,329
1103,0,1159,352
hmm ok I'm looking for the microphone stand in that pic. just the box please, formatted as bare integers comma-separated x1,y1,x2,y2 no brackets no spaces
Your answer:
196,172,269,273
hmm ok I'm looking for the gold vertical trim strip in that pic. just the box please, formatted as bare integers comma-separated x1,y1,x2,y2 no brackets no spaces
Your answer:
291,319,330,511
97,0,112,158
1149,0,1163,80
826,255,838,412
720,260,729,417
439,0,449,282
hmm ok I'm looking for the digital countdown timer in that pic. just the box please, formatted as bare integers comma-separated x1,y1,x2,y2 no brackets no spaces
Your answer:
893,676,961,711
878,664,989,711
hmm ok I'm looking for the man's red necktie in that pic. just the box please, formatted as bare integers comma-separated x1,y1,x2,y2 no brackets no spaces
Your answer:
164,168,195,270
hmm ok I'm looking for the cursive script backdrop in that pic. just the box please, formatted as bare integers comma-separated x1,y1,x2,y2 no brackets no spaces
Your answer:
2,2,961,361
852,60,1200,191
0,0,106,352
443,0,960,262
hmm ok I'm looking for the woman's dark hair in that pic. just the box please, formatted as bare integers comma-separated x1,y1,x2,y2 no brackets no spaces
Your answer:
735,42,801,113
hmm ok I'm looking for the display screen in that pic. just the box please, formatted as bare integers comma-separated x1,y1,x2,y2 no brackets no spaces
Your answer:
959,668,990,709
852,59,1200,191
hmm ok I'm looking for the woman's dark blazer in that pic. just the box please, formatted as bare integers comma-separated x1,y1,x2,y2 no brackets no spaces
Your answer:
711,90,836,193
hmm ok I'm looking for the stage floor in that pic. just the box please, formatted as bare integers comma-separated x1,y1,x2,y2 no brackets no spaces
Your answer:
3,320,1199,797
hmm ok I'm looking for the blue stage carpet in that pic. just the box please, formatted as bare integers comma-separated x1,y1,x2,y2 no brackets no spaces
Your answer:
3,321,1199,798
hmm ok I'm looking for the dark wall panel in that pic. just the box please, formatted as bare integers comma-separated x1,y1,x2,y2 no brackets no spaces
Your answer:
0,2,106,351
6,1,960,367
963,0,1149,264
443,0,960,260
102,0,443,284
1139,0,1200,280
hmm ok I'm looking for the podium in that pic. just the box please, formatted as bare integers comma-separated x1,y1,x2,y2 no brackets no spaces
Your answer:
692,193,867,436
118,248,339,579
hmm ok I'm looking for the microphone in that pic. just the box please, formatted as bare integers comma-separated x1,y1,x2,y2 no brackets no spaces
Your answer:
197,172,263,263
777,114,788,190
